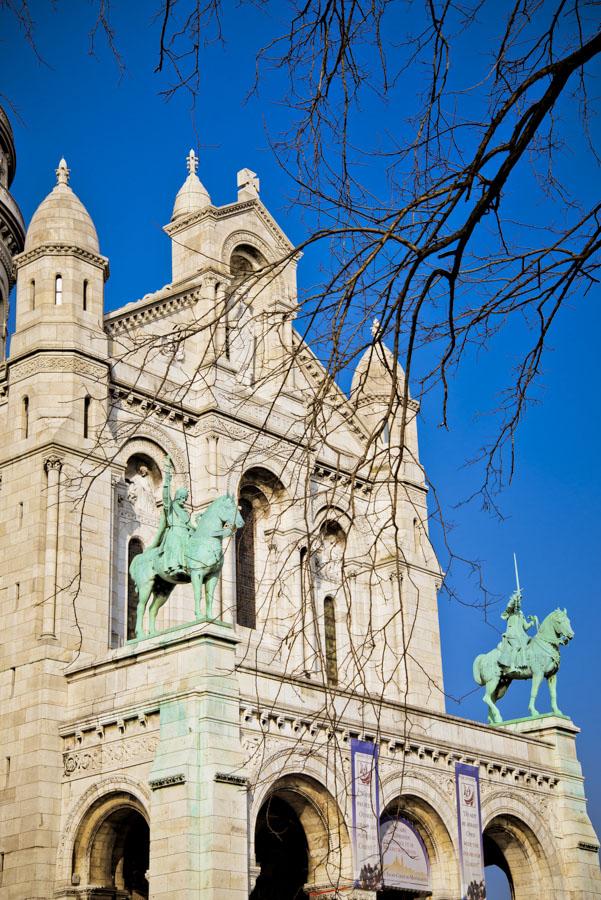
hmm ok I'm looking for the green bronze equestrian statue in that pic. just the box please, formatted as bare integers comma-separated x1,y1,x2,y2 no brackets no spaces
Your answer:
129,456,244,638
473,586,574,724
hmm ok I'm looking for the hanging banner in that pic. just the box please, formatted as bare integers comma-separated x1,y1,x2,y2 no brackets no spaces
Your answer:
381,815,431,891
381,816,431,891
455,762,486,900
351,738,382,889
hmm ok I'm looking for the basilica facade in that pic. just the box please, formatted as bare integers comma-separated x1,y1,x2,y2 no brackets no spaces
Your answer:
0,107,600,899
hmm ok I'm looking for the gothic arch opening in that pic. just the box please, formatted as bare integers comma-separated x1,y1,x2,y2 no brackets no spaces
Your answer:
71,791,149,898
483,813,554,900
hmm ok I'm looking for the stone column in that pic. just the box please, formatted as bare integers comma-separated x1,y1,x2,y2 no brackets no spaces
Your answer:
40,455,62,638
220,536,236,626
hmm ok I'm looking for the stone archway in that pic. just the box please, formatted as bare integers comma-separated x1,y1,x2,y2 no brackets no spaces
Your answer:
483,813,554,900
250,773,353,897
71,790,150,898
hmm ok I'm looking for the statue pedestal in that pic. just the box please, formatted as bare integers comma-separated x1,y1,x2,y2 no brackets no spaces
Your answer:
497,715,601,894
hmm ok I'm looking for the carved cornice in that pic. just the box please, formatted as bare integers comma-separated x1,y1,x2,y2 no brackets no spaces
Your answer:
8,351,108,384
104,287,201,335
13,242,110,279
313,463,371,495
240,704,562,797
110,384,198,430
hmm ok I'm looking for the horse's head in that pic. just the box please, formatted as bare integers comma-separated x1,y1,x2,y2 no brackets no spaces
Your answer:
213,493,244,531
551,607,575,645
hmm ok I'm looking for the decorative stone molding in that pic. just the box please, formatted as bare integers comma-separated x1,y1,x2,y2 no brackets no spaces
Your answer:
63,734,159,778
239,704,561,794
104,288,200,335
9,352,108,384
215,773,248,787
149,773,186,790
110,385,197,430
13,242,109,278
313,463,371,496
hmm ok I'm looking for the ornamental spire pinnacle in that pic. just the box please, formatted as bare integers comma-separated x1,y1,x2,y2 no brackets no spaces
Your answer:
186,148,198,176
56,158,70,186
371,317,381,339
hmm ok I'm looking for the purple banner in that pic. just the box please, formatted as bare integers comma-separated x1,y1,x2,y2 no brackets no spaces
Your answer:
351,738,382,889
455,763,486,899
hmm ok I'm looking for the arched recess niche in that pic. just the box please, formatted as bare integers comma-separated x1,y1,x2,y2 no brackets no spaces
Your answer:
110,435,192,645
250,772,353,896
235,465,287,630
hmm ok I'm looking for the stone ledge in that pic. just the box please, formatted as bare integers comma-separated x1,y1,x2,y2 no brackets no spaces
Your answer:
65,617,239,680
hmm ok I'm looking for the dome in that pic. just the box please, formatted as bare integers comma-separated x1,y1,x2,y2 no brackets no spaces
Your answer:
172,149,211,219
24,159,99,254
351,325,407,400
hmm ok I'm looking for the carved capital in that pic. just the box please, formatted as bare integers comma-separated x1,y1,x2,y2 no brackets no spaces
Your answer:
44,455,63,473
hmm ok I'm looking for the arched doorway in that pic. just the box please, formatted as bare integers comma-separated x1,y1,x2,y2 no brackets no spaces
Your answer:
71,792,150,898
251,795,309,900
250,773,352,898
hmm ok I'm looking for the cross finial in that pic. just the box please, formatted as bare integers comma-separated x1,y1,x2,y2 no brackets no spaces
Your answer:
186,148,198,176
371,317,380,339
56,158,70,186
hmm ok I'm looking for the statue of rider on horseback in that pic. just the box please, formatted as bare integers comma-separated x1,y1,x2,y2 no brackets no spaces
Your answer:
129,456,244,638
473,558,574,723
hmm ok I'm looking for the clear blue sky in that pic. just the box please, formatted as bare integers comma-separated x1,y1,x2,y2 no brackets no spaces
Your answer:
1,3,599,891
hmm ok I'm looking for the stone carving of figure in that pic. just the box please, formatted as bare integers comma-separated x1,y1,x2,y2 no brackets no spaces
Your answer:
313,527,345,582
127,464,157,520
497,590,538,670
158,456,193,576
230,300,256,385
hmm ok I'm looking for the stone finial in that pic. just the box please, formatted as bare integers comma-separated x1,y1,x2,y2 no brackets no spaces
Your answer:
186,148,198,176
371,317,380,338
56,158,70,186
237,168,260,200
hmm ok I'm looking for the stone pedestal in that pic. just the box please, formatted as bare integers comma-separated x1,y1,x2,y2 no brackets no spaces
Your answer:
500,715,601,897
147,622,248,900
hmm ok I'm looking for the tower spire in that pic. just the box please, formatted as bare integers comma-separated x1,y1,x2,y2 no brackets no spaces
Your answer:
186,149,198,176
56,158,70,186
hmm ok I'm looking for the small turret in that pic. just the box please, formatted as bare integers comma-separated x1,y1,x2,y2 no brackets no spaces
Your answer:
10,158,109,359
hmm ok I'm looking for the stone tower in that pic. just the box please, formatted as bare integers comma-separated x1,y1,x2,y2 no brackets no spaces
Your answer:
0,105,25,359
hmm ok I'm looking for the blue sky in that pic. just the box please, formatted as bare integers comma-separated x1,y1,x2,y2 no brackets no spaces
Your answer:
1,3,599,891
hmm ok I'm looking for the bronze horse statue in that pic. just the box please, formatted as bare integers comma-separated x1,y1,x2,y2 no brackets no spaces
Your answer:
129,494,244,638
473,608,574,723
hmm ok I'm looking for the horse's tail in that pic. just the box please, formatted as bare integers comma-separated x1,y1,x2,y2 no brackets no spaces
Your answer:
473,654,485,686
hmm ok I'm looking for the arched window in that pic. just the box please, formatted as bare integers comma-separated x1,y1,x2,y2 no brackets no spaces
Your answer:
230,243,265,278
127,538,144,640
30,279,35,311
83,396,91,439
236,497,256,628
235,467,284,630
22,396,29,439
324,595,338,685
55,274,62,306
83,279,88,311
